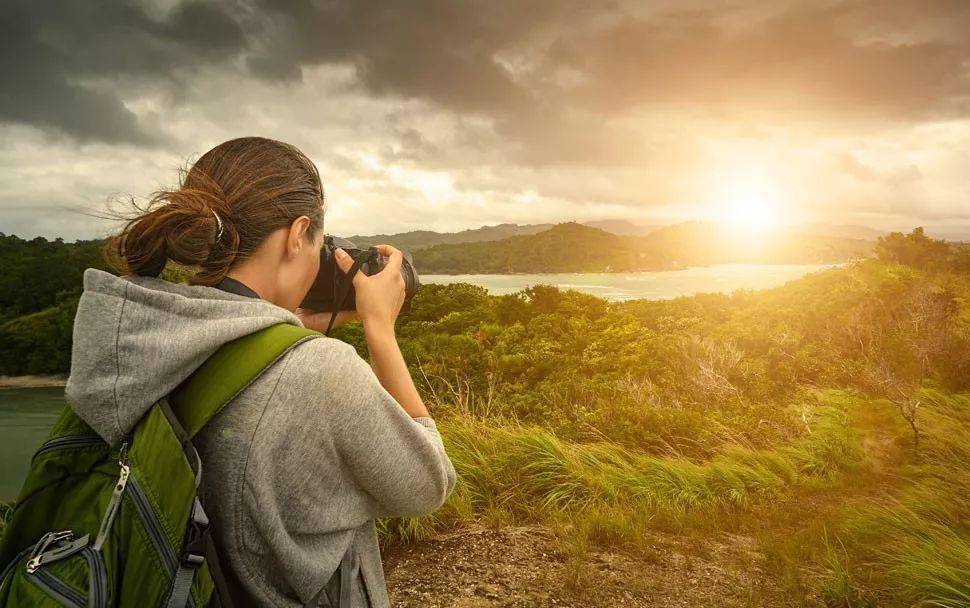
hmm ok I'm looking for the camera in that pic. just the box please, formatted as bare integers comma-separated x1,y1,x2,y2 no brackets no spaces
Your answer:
300,235,420,314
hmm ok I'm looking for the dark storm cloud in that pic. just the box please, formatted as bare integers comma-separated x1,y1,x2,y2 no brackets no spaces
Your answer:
4,0,970,155
0,0,246,143
245,0,583,114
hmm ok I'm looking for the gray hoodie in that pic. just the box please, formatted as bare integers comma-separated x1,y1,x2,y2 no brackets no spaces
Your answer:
65,268,457,607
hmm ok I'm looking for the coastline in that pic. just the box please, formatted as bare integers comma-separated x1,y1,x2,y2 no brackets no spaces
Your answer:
0,375,68,389
419,261,850,276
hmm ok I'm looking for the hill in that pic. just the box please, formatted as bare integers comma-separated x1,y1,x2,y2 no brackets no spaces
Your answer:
581,219,658,235
347,223,553,251
0,233,106,324
349,220,659,251
413,221,875,274
413,223,678,274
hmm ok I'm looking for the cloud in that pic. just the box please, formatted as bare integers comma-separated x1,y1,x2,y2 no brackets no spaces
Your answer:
547,3,970,124
7,0,970,146
1,0,970,239
0,0,246,143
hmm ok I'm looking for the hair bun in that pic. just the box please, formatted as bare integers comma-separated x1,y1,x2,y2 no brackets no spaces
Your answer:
104,136,325,286
110,184,235,278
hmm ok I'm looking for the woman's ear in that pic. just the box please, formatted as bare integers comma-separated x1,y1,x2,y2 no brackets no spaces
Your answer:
285,215,313,258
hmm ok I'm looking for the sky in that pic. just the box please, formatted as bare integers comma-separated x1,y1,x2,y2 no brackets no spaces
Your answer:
1,0,968,241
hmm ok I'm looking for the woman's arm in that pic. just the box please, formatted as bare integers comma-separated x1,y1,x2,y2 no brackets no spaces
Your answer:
363,322,429,418
333,244,429,419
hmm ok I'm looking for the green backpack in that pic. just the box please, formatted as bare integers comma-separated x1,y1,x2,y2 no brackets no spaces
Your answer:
0,323,320,607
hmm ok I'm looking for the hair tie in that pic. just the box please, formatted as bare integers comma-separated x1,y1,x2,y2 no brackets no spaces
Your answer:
210,208,225,241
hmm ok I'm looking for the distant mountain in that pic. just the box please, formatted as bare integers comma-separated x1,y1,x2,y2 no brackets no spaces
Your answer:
414,221,875,274
347,223,553,251
582,219,659,236
348,219,886,255
413,223,677,274
348,220,659,251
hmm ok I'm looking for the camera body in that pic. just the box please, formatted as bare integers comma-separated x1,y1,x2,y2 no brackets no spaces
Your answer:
300,235,420,311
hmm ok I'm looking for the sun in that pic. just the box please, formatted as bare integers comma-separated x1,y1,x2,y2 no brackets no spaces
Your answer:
723,193,779,231
715,164,784,233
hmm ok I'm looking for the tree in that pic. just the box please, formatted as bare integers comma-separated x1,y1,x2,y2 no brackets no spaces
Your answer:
857,280,957,452
875,227,951,270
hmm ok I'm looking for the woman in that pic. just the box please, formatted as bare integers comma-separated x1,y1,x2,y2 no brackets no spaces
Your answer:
64,137,457,607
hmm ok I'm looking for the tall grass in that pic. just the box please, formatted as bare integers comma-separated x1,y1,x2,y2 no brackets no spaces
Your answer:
383,388,969,607
381,390,863,548
832,390,970,607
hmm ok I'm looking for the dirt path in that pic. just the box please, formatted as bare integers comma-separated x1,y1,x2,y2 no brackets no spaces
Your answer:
384,524,794,607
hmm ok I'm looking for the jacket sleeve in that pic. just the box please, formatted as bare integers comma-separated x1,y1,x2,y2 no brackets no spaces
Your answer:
326,341,458,517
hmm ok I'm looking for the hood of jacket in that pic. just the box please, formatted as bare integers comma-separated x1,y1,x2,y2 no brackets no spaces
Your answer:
66,268,303,445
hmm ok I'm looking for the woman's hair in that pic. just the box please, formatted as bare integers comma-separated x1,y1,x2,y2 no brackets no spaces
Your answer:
105,137,325,286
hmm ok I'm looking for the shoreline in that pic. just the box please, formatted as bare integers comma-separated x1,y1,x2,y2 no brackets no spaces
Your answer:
0,375,68,389
419,261,848,277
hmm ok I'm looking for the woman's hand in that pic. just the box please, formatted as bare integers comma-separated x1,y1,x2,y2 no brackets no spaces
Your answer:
333,243,428,418
334,244,406,334
295,308,359,333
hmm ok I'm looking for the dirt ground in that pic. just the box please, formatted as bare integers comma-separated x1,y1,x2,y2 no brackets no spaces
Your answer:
383,524,802,608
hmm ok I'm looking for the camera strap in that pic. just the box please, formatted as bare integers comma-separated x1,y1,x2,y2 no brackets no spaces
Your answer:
325,258,366,335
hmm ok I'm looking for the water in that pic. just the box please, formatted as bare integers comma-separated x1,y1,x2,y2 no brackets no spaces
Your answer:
422,263,838,301
0,263,837,500
0,387,67,500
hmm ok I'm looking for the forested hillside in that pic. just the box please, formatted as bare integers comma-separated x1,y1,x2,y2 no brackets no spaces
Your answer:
414,221,874,274
349,222,553,251
0,235,107,374
347,220,656,251
414,222,679,274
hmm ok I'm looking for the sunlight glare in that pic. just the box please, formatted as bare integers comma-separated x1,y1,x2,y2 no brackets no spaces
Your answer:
717,164,783,233
723,192,778,231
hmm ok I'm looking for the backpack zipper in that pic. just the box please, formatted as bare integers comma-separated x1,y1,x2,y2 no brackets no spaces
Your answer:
82,546,108,608
126,472,178,574
127,473,198,608
25,533,89,573
26,530,75,573
29,567,85,608
93,442,130,551
32,435,103,460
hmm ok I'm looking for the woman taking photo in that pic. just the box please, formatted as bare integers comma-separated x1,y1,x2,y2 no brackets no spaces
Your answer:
64,136,457,607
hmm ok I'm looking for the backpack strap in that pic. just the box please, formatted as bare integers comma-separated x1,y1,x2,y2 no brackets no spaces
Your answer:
164,322,321,608
169,323,321,439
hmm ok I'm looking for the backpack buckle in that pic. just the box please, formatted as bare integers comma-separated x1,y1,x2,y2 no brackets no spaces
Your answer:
181,497,210,569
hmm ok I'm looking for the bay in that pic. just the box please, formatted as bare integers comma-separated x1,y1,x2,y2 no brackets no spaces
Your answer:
421,263,838,301
0,387,67,501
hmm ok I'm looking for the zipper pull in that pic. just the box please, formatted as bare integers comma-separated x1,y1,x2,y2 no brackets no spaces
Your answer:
26,535,90,573
93,442,131,552
26,530,74,573
116,441,130,493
